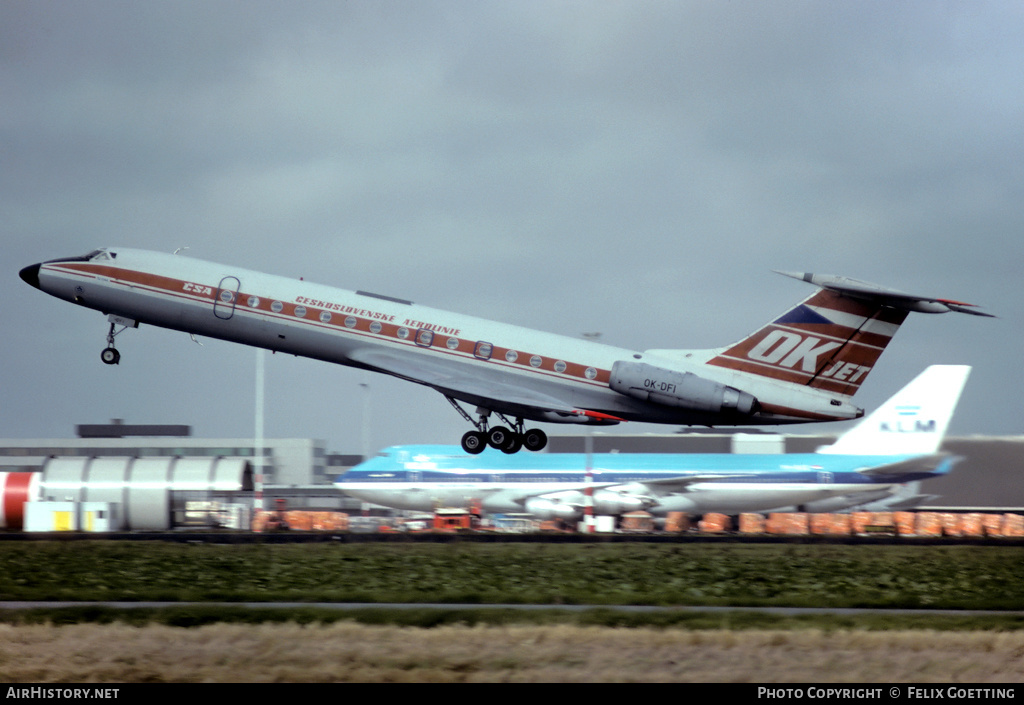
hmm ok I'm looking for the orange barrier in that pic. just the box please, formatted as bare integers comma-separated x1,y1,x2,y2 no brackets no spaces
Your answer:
766,513,809,535
914,512,943,537
810,513,852,536
1002,513,1024,537
252,510,349,532
712,511,1024,538
698,513,731,533
664,511,692,532
738,513,766,534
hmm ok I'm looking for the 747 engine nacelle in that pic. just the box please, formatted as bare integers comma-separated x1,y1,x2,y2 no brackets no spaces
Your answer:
523,490,652,521
610,361,759,415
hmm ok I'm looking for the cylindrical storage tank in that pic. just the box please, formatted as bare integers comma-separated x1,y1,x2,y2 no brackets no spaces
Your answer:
126,458,174,531
0,473,41,530
40,457,90,502
170,457,217,490
36,456,252,531
211,458,254,492
81,458,131,508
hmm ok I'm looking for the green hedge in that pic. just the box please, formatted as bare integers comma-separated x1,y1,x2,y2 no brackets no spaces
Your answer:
2,541,1022,610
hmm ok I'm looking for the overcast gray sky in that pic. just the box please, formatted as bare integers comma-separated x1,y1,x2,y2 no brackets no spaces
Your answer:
3,1,1021,455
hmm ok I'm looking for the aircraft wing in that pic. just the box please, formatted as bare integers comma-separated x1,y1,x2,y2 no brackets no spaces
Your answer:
855,454,959,478
347,347,621,422
509,475,733,501
628,474,743,496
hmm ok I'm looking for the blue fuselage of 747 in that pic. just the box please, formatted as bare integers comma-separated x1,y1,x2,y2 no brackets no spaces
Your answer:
334,445,954,515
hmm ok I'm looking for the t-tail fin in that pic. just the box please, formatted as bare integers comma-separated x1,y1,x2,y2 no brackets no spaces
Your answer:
818,365,971,456
706,272,990,398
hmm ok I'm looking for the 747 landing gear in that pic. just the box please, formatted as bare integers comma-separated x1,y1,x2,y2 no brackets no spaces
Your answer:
447,397,547,455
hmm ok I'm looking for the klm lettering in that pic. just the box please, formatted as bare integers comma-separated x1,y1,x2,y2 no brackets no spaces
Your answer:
881,419,937,433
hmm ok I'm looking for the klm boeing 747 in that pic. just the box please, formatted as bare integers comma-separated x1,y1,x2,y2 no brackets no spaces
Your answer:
20,248,988,453
335,366,970,519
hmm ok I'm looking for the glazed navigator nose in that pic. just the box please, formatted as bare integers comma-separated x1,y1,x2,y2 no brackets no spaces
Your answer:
19,263,41,289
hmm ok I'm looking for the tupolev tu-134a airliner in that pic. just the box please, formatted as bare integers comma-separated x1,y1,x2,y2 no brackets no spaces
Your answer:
20,248,990,454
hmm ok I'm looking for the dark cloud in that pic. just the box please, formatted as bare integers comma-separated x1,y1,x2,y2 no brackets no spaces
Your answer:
3,1,1020,452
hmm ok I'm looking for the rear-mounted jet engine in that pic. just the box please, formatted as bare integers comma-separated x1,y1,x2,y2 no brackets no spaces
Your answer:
610,361,759,415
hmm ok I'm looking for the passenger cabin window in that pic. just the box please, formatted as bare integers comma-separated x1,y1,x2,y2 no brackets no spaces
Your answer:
474,342,493,360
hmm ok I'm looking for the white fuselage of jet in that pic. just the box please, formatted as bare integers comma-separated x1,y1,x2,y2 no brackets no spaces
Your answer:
20,249,986,453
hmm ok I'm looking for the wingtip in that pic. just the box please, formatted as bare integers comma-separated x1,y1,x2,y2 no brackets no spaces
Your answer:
941,301,996,318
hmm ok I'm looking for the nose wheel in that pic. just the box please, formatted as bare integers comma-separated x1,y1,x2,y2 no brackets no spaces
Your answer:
101,347,121,365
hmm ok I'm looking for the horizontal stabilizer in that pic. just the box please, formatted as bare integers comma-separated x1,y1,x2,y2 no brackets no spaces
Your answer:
774,271,994,317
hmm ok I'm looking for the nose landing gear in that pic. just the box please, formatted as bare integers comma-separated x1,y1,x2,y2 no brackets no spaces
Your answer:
100,315,138,365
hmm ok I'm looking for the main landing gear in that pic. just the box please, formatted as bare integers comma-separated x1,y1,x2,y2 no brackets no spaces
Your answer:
445,397,547,455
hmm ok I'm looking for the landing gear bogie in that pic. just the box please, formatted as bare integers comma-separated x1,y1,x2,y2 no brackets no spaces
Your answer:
446,397,547,455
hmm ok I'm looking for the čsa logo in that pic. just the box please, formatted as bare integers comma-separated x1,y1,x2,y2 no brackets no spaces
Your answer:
182,282,213,296
747,330,871,383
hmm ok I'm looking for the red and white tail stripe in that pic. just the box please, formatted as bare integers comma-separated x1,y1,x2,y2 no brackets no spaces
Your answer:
707,289,909,396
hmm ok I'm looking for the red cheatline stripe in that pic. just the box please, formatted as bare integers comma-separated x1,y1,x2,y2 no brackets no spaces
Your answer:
48,263,614,388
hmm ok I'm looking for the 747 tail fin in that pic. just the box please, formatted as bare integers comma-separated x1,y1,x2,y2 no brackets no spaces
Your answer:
706,272,990,398
818,365,971,456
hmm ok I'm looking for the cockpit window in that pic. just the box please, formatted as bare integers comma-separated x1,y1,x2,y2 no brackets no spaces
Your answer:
45,250,110,265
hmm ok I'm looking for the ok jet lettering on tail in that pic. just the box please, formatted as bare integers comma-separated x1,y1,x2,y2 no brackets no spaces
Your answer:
20,250,990,454
336,366,972,519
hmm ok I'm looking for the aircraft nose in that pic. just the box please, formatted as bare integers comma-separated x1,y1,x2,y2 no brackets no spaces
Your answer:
19,263,41,289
